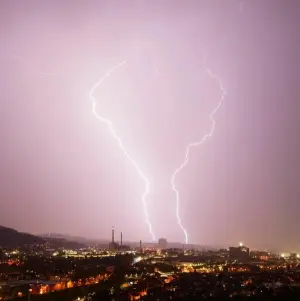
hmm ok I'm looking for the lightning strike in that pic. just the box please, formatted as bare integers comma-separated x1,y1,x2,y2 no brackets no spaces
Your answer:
90,61,156,241
171,62,227,244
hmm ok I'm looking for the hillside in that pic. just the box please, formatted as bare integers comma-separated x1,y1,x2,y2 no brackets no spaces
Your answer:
0,226,45,248
39,233,109,246
41,236,87,249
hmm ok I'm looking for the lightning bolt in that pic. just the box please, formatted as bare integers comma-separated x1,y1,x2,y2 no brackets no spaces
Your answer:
171,61,227,244
89,61,156,241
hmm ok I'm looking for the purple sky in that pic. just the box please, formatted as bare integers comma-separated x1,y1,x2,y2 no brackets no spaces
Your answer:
1,0,300,251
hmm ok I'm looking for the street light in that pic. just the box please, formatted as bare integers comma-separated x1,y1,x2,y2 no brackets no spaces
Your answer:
28,288,32,301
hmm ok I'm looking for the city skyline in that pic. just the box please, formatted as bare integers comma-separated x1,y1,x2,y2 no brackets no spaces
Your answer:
1,0,300,250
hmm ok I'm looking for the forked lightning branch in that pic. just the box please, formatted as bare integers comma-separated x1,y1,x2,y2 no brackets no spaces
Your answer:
90,60,226,243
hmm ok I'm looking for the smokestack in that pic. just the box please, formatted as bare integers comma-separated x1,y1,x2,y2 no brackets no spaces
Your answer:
112,226,115,243
121,232,123,246
140,240,142,253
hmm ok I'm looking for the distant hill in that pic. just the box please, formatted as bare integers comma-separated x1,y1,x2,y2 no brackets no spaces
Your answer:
0,226,45,248
0,226,89,249
41,236,87,249
39,233,109,246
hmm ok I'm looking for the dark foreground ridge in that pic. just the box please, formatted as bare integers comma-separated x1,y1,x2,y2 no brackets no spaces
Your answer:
0,226,45,248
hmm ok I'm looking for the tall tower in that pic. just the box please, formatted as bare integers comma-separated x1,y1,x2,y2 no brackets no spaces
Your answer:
120,232,123,246
158,238,167,249
112,226,115,243
140,240,142,253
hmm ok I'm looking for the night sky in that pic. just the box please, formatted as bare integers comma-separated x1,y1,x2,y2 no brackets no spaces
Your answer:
1,0,300,251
